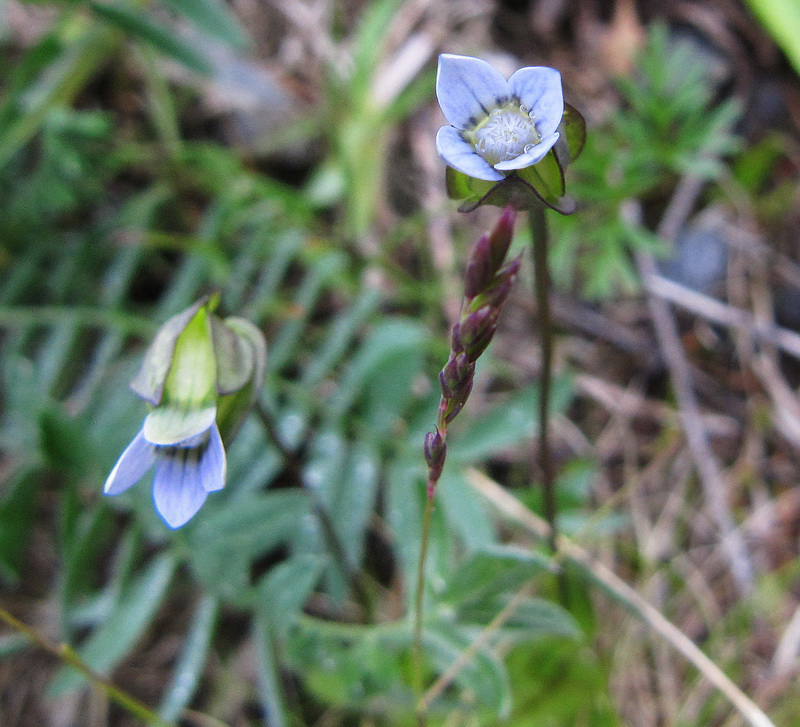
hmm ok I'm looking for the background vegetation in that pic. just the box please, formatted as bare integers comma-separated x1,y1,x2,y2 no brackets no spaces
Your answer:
1,0,800,725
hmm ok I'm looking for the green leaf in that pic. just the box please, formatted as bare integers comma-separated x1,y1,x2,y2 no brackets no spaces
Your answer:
439,546,551,607
445,166,476,204
88,2,213,74
300,287,380,389
327,318,427,430
329,441,380,570
38,407,93,476
267,251,347,374
744,0,800,75
159,596,219,722
447,380,572,464
188,491,310,600
159,0,249,50
252,615,289,727
435,469,496,552
385,456,426,575
458,595,581,641
257,554,326,641
423,623,512,717
0,466,39,583
49,553,177,696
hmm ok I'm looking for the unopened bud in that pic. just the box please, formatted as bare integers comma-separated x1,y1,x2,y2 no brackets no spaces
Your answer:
477,255,522,310
458,306,499,360
464,234,493,299
487,206,516,272
424,429,447,481
439,352,471,399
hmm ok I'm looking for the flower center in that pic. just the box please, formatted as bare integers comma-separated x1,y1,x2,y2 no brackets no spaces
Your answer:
469,104,541,166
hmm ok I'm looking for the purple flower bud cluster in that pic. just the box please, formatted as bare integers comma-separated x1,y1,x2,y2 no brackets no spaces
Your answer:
424,207,520,494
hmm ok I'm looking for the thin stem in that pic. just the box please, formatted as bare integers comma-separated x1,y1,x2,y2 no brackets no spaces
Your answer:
0,608,176,727
254,401,375,618
413,489,435,726
529,206,558,554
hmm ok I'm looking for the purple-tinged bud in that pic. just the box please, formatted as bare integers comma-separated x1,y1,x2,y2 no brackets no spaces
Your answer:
476,255,522,311
465,325,497,362
439,352,471,399
458,305,498,357
487,206,517,273
443,376,474,423
451,322,464,353
424,429,447,481
464,234,493,299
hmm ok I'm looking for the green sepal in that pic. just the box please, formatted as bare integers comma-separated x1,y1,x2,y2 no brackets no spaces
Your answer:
453,172,577,216
555,103,587,166
445,150,576,215
161,303,217,409
210,315,254,396
519,149,565,200
143,405,217,446
214,317,267,444
130,297,208,405
446,165,473,201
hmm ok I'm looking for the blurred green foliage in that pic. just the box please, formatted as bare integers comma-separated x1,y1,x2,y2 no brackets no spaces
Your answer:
549,25,740,298
0,4,778,726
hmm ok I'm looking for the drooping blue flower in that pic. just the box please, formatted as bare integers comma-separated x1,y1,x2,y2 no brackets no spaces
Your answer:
435,54,564,182
103,296,266,529
104,419,226,529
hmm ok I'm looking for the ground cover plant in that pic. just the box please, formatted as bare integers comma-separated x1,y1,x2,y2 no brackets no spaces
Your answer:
1,0,800,726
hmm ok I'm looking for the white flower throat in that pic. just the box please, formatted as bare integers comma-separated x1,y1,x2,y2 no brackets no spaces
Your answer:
469,103,542,166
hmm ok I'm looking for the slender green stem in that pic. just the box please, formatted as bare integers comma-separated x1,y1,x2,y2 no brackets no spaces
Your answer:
0,608,174,726
413,488,435,726
529,206,558,553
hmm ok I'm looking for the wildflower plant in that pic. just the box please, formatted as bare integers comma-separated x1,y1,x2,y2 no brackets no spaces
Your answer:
415,55,586,720
104,295,266,528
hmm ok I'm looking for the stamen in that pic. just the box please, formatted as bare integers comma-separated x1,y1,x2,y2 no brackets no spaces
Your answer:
470,104,542,166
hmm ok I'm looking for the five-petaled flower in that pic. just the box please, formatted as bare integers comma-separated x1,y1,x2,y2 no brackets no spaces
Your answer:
435,54,564,182
104,297,265,529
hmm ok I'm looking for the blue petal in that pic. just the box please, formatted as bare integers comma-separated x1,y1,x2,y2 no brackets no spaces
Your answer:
436,54,509,130
104,429,156,496
436,126,504,181
199,424,226,492
508,66,564,138
493,132,560,171
152,449,208,528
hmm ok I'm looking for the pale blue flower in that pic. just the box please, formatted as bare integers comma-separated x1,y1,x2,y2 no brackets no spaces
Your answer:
435,54,564,181
104,415,226,529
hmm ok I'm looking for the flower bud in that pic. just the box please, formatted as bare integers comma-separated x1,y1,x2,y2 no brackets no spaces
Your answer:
487,206,516,273
424,429,447,481
464,234,492,299
458,305,499,360
439,351,471,399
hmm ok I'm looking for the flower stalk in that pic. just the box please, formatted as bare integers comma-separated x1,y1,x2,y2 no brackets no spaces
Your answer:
414,207,519,718
529,204,558,554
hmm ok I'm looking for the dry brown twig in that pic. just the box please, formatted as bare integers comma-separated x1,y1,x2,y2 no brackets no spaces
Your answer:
467,469,776,727
628,175,756,597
